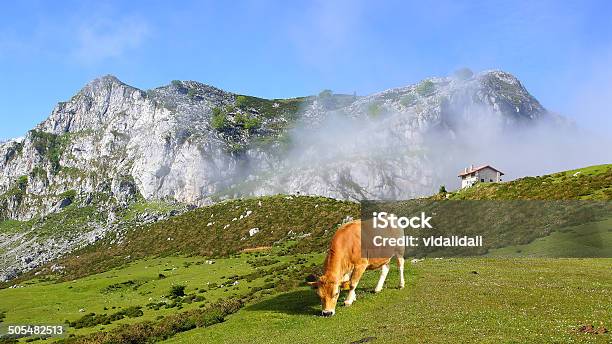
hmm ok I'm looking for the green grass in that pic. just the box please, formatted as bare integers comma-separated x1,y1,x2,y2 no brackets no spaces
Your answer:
487,217,612,257
0,219,31,235
120,200,186,221
166,258,611,344
18,195,357,283
443,164,612,200
0,251,323,341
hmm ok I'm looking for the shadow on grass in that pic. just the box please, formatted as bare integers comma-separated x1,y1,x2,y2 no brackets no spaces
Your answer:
247,288,321,315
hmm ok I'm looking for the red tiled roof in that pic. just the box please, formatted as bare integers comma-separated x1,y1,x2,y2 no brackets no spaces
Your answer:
458,165,504,177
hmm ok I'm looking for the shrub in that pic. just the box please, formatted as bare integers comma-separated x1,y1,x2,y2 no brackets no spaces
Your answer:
400,93,417,107
169,285,186,298
187,88,197,99
16,176,28,191
416,80,435,96
235,113,261,132
59,299,243,343
29,130,67,173
235,95,248,109
59,190,77,203
67,306,143,329
210,108,228,130
439,185,447,194
367,102,383,118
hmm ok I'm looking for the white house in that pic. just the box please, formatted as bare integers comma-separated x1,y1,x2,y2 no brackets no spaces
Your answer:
458,165,504,189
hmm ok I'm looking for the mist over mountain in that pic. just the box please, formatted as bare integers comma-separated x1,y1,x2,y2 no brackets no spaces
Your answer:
1,69,602,222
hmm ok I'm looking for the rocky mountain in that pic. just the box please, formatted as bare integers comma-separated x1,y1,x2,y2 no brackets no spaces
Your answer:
0,69,551,220
0,69,557,280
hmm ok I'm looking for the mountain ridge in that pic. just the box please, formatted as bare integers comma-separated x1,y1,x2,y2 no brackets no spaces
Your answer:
1,69,553,221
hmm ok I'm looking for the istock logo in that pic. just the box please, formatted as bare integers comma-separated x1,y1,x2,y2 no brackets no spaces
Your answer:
372,211,433,229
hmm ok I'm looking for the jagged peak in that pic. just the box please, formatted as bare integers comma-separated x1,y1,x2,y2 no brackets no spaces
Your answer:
78,74,138,97
156,79,233,95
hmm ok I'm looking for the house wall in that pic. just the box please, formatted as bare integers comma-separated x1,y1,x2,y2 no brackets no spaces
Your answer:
477,168,502,183
460,167,502,188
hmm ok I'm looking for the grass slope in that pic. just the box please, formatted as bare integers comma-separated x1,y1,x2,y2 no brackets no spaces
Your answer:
1,164,611,343
0,248,324,342
0,195,357,286
441,164,612,200
166,258,611,344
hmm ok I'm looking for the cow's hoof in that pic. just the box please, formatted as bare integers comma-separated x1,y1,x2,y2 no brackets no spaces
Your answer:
399,285,405,289
374,288,382,293
344,300,353,306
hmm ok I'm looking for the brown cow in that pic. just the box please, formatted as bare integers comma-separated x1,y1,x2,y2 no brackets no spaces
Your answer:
307,220,405,316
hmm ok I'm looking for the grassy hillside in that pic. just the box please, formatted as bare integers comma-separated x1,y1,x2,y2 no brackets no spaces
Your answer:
3,195,358,285
439,164,612,200
0,247,326,343
1,165,611,343
166,258,611,344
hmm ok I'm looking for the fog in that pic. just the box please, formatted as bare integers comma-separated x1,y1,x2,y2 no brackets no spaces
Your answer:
275,93,612,195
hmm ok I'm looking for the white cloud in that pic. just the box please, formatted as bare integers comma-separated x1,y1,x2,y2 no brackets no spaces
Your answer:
73,15,149,64
286,0,365,67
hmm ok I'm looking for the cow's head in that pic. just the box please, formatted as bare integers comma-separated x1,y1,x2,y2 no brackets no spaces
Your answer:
307,275,340,316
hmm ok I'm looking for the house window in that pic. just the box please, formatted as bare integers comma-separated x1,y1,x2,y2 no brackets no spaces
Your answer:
490,179,493,182
480,178,484,182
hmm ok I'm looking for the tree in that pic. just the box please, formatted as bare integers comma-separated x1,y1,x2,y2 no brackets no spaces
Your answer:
416,80,435,96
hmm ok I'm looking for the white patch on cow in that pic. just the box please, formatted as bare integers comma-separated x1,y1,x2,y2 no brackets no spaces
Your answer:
397,256,405,289
374,263,390,293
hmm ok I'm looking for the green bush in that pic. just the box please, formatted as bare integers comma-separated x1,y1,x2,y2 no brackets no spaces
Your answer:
235,96,248,109
59,299,243,343
169,285,186,298
210,108,228,130
29,130,68,173
416,80,435,96
67,306,143,329
400,93,417,107
187,88,197,99
235,113,261,132
59,190,77,203
367,102,383,118
16,176,28,191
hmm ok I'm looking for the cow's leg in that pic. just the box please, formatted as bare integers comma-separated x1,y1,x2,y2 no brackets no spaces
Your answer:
341,270,352,290
397,255,405,289
374,263,390,293
344,264,367,306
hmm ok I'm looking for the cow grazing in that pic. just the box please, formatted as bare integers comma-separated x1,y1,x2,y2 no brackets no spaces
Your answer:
307,220,405,316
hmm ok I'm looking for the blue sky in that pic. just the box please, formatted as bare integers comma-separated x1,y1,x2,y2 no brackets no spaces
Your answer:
1,0,611,139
